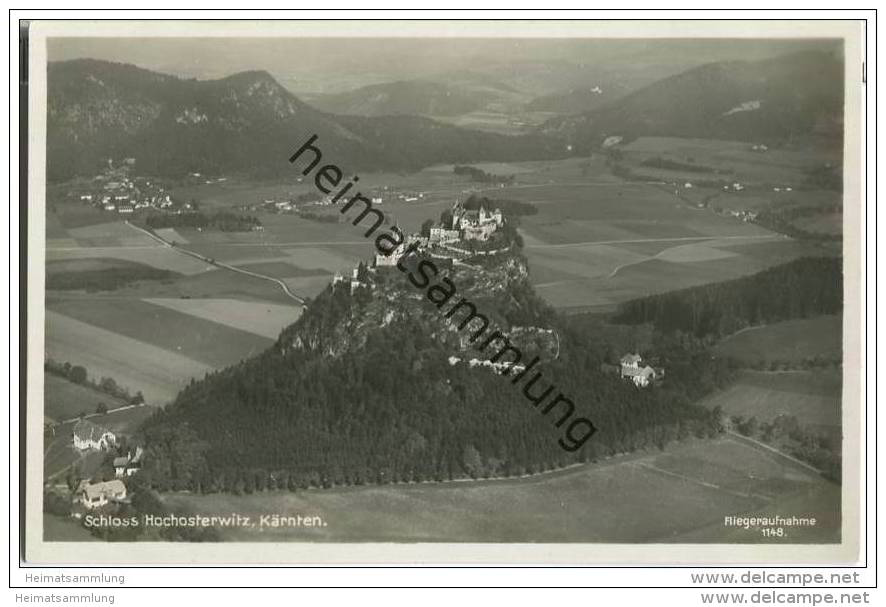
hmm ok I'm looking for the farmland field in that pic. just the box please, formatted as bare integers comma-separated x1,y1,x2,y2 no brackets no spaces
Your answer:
46,152,830,313
45,311,212,405
46,298,274,368
46,244,213,275
99,266,298,304
145,297,301,340
44,372,129,423
619,136,840,186
162,435,839,543
700,370,842,434
714,316,842,364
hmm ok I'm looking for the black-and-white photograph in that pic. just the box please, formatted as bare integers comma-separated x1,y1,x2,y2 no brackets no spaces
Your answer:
23,19,864,564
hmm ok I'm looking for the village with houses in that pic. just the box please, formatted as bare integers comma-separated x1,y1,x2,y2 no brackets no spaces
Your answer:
68,158,182,216
47,417,146,518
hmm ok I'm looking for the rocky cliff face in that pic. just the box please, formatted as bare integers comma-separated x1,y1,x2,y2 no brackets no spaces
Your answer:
281,251,555,363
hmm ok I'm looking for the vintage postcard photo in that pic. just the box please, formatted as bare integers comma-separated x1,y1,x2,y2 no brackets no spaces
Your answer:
23,20,866,564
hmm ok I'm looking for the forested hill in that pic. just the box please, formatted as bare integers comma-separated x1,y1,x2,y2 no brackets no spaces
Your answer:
138,246,726,494
613,257,842,338
540,51,844,150
47,59,567,181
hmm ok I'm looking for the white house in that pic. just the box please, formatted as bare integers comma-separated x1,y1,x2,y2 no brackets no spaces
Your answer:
72,419,116,452
77,479,127,509
622,365,657,388
619,353,658,388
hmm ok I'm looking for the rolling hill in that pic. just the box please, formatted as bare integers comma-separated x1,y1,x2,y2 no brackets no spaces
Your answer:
47,59,567,181
540,51,845,150
306,79,501,117
525,85,630,114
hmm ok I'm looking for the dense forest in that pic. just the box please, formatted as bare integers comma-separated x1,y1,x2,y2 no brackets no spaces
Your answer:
453,165,516,185
754,205,842,241
613,257,842,338
135,248,842,495
137,258,729,494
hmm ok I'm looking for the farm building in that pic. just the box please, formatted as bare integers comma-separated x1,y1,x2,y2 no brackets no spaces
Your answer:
76,479,127,509
618,353,660,388
114,447,144,478
622,365,658,388
620,353,642,370
72,419,116,451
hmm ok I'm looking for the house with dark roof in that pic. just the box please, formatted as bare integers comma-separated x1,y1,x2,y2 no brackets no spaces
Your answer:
76,479,127,509
114,447,144,478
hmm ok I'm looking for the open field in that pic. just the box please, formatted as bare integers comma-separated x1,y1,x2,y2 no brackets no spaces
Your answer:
67,221,159,247
700,370,841,433
620,137,840,185
793,212,843,236
44,515,100,542
45,311,212,405
231,262,330,278
529,237,821,310
46,257,166,275
85,266,298,305
44,372,130,423
45,154,838,315
47,244,213,275
47,297,274,368
162,435,838,543
714,316,842,364
146,297,301,340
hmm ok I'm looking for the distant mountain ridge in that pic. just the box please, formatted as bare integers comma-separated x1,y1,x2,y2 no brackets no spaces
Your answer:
525,85,627,114
540,51,844,150
47,59,566,181
306,79,502,117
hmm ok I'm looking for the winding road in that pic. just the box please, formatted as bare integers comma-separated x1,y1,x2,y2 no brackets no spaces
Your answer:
123,221,308,306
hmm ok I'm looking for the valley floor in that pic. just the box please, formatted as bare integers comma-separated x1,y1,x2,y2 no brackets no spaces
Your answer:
156,435,839,544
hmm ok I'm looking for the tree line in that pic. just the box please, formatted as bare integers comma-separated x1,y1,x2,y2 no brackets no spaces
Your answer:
144,211,261,232
45,358,144,408
613,257,842,338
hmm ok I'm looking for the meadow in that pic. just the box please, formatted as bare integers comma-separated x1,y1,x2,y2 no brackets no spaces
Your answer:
620,136,840,185
45,311,212,405
145,297,301,340
162,435,839,543
700,370,842,435
42,150,839,418
44,372,129,423
47,297,274,369
714,315,843,364
46,149,827,313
